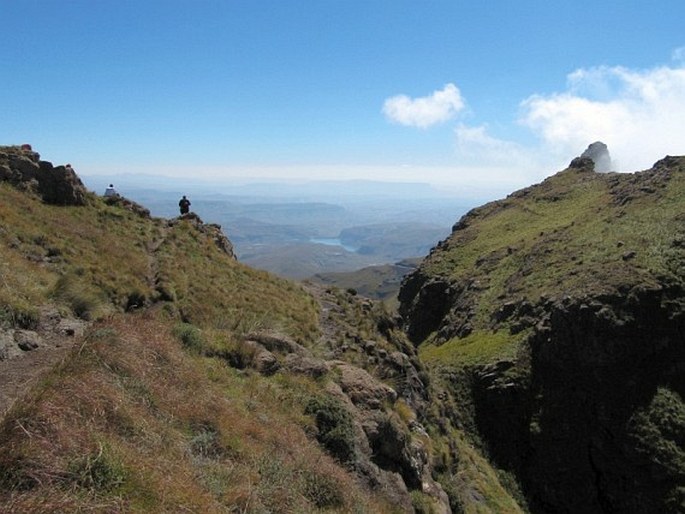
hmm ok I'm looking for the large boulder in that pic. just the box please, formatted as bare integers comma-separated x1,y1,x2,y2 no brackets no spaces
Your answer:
0,145,88,205
36,161,88,205
334,362,397,409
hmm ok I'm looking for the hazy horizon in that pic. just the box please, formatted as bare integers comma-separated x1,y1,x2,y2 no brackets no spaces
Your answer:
2,2,683,198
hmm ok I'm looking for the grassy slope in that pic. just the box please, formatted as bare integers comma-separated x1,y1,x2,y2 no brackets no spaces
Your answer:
0,182,319,342
0,314,394,513
416,159,685,364
2,182,403,511
155,218,319,339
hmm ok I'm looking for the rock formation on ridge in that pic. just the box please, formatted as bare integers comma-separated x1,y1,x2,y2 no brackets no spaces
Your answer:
0,145,88,205
580,140,613,172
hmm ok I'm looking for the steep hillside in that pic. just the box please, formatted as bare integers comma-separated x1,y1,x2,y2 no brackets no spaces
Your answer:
4,146,518,513
399,156,685,513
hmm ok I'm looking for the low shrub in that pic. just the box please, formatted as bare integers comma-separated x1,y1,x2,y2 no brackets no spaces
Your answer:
67,444,126,492
172,323,205,353
300,468,345,508
304,396,357,464
411,490,438,514
189,423,224,460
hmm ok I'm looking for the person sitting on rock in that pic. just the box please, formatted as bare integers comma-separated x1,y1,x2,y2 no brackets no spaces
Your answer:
104,184,117,197
179,195,191,215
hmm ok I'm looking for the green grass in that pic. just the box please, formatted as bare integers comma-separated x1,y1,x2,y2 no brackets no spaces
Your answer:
417,163,685,333
420,329,526,368
0,181,320,342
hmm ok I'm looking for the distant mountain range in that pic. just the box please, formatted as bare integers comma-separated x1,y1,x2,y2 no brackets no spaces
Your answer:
81,175,466,278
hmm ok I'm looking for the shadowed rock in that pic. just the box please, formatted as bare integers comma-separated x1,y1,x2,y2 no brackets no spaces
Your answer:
0,145,88,205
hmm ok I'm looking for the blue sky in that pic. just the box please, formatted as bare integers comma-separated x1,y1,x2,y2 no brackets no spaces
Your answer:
2,1,684,196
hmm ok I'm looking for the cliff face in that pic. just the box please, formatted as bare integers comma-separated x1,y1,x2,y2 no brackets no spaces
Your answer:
400,156,685,513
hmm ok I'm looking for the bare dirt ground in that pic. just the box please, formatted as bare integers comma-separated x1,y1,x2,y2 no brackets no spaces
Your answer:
0,307,86,420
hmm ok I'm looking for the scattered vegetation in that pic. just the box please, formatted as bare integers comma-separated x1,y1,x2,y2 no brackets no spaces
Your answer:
304,395,358,464
0,315,398,512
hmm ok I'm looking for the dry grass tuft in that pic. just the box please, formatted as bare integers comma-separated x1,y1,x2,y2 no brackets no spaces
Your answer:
0,312,400,512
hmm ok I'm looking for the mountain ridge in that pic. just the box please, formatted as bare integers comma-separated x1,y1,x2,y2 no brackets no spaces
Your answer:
399,154,685,513
1,144,683,512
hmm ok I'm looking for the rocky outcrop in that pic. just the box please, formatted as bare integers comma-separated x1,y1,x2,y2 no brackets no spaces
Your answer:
104,194,151,218
230,283,451,514
0,145,88,205
580,141,613,172
169,212,236,259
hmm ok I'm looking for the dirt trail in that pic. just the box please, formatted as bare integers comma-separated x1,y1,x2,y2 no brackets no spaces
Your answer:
0,224,170,421
304,282,345,345
0,339,74,417
144,223,170,295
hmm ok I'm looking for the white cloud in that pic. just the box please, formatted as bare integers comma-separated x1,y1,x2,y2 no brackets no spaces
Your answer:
520,63,685,171
375,52,685,193
454,124,534,167
383,83,465,128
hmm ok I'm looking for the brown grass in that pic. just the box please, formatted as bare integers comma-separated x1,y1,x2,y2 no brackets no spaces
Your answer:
0,312,399,512
156,218,319,343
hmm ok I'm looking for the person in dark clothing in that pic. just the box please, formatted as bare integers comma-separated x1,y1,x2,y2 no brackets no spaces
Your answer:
179,195,191,215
